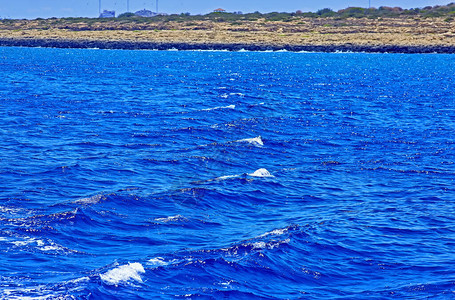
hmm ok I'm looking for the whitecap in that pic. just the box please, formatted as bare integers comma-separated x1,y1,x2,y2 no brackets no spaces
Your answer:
100,262,145,285
68,276,90,284
220,280,235,286
39,245,62,252
252,239,290,250
258,228,287,238
248,168,274,177
73,194,103,205
215,174,240,181
148,257,168,267
202,104,235,111
11,237,44,247
154,215,185,223
215,168,272,181
0,206,22,214
252,241,266,249
236,136,264,146
147,257,179,267
229,92,245,97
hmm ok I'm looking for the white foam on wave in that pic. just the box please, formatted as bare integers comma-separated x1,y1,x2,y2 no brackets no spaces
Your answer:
252,239,290,250
248,168,274,177
0,206,22,214
11,237,44,247
154,215,185,223
148,257,168,267
8,235,73,254
259,228,288,238
202,104,235,111
1,276,91,299
147,257,180,268
215,174,240,181
39,245,62,252
2,287,48,300
214,168,273,181
100,262,145,285
220,280,235,287
237,136,264,146
73,194,103,205
67,276,90,284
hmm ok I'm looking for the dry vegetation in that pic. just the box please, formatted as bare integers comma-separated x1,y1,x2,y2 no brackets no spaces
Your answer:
1,4,455,48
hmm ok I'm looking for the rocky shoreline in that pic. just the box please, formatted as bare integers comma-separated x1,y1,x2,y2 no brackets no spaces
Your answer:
1,37,455,54
1,15,455,54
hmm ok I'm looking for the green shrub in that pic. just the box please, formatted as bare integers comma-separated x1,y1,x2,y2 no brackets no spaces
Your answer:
317,8,336,17
118,12,136,18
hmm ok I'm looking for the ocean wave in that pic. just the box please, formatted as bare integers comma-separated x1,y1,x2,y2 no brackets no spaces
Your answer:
247,168,274,177
3,47,454,299
215,174,240,181
154,214,187,223
147,257,180,268
201,104,236,111
4,234,80,255
100,262,145,285
73,194,104,205
236,136,264,146
213,168,274,181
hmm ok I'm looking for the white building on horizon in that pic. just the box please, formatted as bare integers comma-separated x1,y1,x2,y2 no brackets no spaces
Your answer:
99,10,115,18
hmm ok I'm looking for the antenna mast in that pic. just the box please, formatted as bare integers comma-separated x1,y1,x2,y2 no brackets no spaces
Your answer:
127,0,130,12
156,0,159,14
99,0,101,15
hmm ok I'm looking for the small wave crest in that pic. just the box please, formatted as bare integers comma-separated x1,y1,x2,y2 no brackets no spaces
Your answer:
73,194,104,205
236,136,264,146
5,234,80,255
251,239,290,250
148,257,181,268
214,168,274,181
100,262,145,285
154,214,187,223
248,168,274,177
202,105,235,111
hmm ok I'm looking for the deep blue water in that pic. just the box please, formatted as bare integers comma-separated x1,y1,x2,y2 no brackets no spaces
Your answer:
1,47,455,299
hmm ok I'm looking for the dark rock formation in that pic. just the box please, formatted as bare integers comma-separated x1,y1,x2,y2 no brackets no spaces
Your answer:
1,38,455,54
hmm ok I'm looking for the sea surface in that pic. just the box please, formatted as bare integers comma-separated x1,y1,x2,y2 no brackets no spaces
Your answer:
1,47,455,299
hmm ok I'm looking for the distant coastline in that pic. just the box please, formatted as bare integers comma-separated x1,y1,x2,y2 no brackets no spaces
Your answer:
1,3,455,54
1,38,455,54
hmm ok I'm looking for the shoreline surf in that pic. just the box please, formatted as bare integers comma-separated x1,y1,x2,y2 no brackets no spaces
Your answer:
1,37,455,53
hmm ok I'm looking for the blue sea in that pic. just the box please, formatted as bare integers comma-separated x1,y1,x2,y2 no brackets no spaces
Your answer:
1,47,455,299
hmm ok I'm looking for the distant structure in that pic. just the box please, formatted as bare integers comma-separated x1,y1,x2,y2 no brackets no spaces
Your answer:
214,8,226,13
135,9,157,17
99,10,115,18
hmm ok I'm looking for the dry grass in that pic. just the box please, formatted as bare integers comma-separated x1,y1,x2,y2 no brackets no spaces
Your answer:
1,17,454,47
